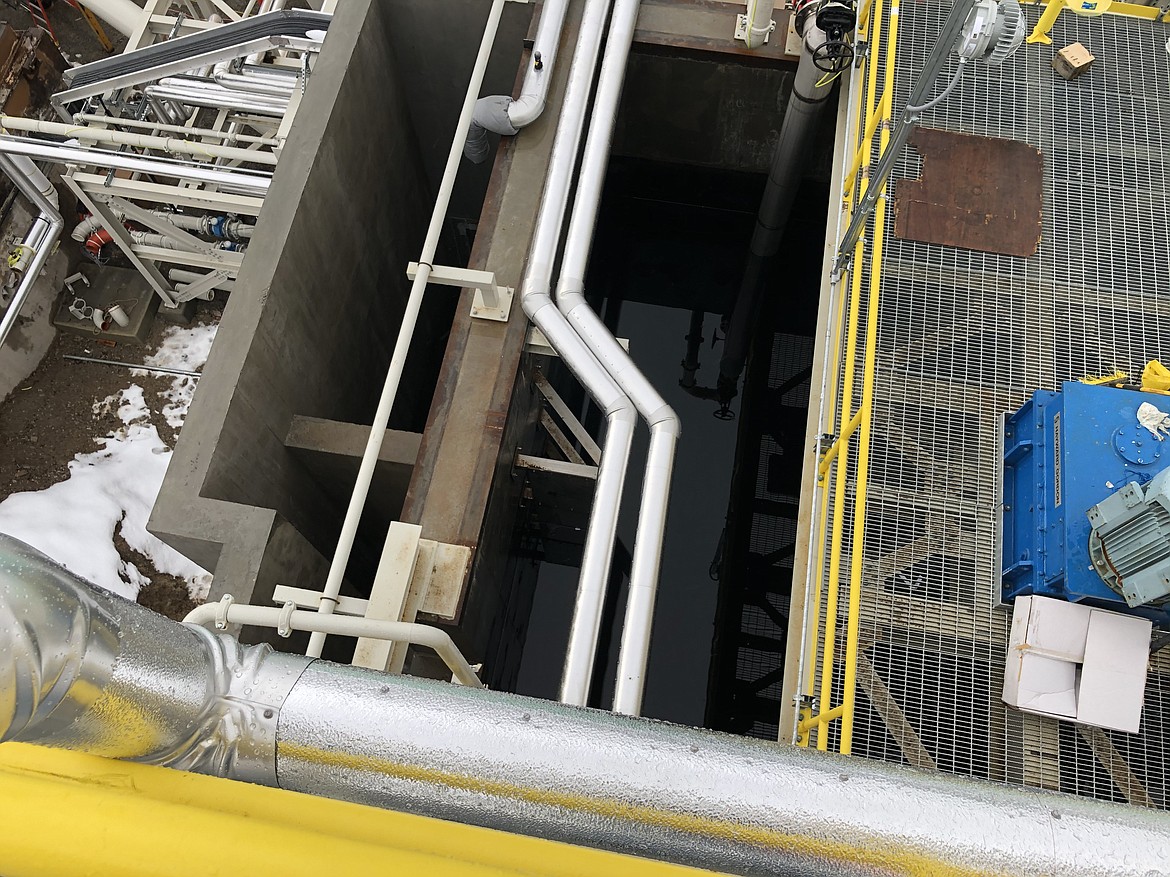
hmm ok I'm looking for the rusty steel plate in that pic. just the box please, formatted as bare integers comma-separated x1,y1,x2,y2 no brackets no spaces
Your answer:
894,127,1043,258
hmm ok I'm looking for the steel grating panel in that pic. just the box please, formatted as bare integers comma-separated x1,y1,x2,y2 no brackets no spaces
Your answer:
814,2,1170,806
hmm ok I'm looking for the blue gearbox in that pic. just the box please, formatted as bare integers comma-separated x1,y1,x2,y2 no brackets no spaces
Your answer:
1002,380,1170,626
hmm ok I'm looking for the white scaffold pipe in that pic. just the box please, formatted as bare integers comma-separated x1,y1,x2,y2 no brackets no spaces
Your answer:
0,115,278,166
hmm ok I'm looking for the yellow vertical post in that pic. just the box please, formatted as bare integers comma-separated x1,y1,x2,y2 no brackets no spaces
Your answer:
815,0,886,752
839,0,899,757
1026,0,1066,44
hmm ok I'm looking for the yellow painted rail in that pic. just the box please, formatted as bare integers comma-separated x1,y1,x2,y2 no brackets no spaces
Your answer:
0,743,721,877
798,0,897,754
797,0,1168,754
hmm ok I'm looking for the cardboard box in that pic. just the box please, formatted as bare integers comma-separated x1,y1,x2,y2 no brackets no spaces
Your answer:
1004,652,1079,718
1053,42,1095,80
1078,611,1152,733
1008,595,1091,662
1002,596,1151,733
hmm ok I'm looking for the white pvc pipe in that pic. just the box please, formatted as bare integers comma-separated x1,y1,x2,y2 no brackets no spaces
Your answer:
75,0,144,38
129,231,182,249
73,113,282,147
183,602,483,687
307,0,510,658
554,0,679,716
744,0,776,49
169,268,236,291
0,136,272,193
0,115,278,166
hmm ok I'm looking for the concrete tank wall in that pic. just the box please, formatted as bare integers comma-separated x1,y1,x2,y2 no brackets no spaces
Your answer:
149,0,528,616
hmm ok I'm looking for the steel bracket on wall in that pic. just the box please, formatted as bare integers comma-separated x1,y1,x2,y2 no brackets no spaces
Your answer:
406,261,514,322
735,13,774,44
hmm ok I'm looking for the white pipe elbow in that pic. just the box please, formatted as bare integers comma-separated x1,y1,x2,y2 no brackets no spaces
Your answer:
506,93,545,129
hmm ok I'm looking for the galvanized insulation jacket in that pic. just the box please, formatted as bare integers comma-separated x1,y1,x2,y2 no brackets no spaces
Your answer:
0,536,311,782
2,535,1169,877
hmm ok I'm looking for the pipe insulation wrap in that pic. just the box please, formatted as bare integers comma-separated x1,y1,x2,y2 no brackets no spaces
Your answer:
0,537,312,782
3,534,1170,876
465,96,518,164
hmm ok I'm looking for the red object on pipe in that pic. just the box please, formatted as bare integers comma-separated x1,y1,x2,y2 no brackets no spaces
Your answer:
84,228,112,257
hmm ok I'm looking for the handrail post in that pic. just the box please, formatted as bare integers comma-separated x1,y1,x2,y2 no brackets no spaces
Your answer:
307,0,510,657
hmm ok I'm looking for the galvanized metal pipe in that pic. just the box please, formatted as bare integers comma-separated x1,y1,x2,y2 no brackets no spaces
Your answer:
553,0,681,716
518,0,637,707
147,81,290,117
0,154,63,350
832,0,978,275
0,135,272,193
4,534,1169,877
0,115,279,166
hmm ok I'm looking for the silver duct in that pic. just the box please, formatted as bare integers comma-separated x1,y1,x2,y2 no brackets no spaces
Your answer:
3,534,1170,877
552,0,682,717
0,535,312,783
716,15,841,403
517,0,640,708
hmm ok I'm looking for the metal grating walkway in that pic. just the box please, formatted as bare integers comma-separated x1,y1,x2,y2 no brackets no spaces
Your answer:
800,0,1170,807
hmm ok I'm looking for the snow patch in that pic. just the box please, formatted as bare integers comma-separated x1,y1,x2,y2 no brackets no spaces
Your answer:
0,386,212,601
0,322,219,603
136,323,217,429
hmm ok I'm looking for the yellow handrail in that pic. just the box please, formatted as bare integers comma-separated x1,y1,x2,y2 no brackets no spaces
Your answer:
840,0,899,757
800,0,897,753
797,704,846,733
817,407,864,477
842,92,890,194
812,0,889,753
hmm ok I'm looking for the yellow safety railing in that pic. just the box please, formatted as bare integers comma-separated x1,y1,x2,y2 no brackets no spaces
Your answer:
797,0,1166,754
797,0,898,754
1026,0,1170,45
